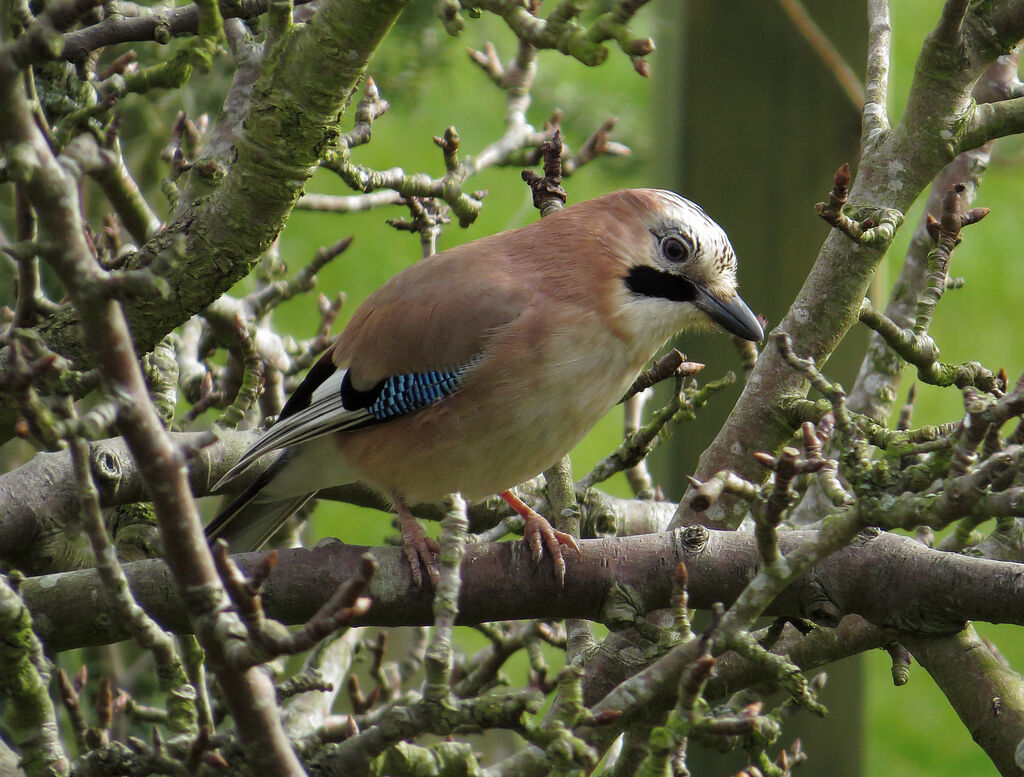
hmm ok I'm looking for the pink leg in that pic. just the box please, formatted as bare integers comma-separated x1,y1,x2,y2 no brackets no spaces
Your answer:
395,495,440,587
500,490,581,584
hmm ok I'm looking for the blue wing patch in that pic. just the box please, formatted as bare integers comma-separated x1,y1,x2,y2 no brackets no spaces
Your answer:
364,364,476,421
214,354,483,490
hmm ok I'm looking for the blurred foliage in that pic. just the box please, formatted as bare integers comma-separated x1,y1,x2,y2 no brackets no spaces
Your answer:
4,0,1024,771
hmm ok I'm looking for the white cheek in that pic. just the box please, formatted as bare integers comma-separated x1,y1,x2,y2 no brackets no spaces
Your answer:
616,293,709,352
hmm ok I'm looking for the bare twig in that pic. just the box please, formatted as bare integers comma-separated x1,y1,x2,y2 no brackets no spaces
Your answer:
213,543,374,668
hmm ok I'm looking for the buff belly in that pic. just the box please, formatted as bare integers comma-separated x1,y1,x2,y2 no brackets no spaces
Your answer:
335,329,654,504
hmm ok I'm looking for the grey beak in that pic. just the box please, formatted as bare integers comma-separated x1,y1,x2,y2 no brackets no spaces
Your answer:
694,286,764,342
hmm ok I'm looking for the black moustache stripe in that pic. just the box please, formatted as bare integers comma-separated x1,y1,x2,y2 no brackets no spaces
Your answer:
624,265,698,303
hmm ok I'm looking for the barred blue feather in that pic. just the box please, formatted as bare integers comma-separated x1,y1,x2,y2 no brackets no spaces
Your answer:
207,357,482,549
368,365,474,421
212,354,483,493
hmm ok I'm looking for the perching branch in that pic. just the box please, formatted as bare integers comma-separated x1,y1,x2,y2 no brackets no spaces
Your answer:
20,529,1024,653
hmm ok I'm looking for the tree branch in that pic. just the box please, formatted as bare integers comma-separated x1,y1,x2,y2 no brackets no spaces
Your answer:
862,0,892,144
20,529,1024,652
0,27,307,775
905,626,1024,777
56,0,318,62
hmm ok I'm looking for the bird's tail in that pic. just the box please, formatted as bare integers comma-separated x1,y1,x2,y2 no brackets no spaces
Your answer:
206,470,315,552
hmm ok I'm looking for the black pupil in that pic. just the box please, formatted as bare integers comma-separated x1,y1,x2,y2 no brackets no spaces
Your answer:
663,237,687,262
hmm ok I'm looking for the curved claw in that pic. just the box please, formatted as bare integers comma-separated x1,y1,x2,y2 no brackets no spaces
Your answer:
500,490,582,586
396,495,440,587
523,515,581,585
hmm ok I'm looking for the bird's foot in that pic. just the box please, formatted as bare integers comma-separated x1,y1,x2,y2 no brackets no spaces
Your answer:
396,497,440,587
500,490,581,585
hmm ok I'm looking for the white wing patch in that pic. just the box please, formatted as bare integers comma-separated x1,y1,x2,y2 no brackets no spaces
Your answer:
214,370,372,490
214,355,482,492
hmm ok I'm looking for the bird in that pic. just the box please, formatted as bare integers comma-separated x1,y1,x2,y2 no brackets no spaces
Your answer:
207,188,763,585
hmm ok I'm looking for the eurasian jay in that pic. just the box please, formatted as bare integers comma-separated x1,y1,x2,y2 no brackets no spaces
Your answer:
207,188,763,585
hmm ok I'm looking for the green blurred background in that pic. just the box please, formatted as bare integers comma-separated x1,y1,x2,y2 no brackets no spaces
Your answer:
4,0,1024,771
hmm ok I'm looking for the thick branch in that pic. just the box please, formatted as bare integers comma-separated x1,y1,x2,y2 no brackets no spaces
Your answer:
905,627,1024,777
0,430,260,572
20,529,1024,652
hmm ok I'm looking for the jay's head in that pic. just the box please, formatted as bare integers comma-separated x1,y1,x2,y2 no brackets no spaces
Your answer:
596,189,764,344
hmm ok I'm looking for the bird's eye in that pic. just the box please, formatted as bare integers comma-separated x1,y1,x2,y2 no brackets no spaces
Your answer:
661,236,690,263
